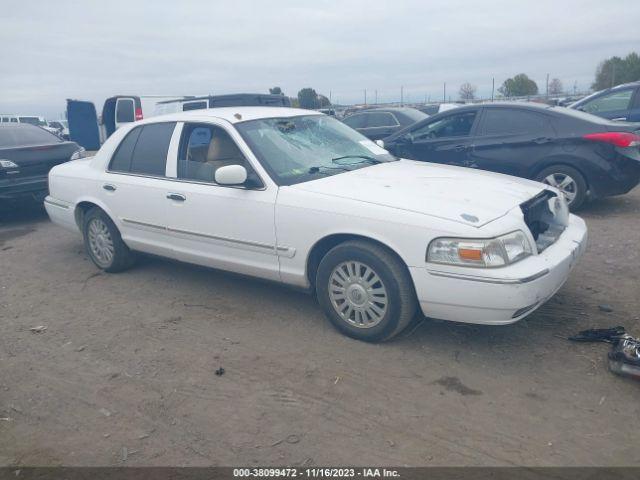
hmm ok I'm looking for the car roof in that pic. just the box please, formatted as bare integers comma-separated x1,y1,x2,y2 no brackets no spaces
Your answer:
145,107,322,125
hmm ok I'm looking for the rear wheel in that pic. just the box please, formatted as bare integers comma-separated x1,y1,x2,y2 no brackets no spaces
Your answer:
82,208,135,272
316,240,417,342
536,165,587,210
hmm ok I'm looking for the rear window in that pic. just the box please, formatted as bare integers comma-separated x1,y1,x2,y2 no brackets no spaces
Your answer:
109,122,175,176
554,106,625,125
116,99,135,123
0,128,17,147
0,125,61,146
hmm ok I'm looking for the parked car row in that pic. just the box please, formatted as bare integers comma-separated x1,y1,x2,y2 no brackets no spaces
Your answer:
45,107,587,343
348,103,640,210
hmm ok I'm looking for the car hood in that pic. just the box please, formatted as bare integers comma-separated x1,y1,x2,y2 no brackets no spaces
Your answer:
289,160,549,227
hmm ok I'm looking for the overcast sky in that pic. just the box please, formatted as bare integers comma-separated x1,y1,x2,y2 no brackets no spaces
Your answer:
1,0,639,118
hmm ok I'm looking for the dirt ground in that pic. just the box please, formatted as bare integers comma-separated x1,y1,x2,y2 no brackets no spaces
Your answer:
1,188,639,467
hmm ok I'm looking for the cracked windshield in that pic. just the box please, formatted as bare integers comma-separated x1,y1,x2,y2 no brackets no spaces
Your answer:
236,114,396,185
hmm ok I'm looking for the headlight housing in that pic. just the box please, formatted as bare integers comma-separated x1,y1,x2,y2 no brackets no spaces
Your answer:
427,230,533,268
70,147,86,160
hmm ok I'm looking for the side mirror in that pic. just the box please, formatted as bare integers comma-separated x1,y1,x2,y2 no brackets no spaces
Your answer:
375,139,385,148
215,164,247,185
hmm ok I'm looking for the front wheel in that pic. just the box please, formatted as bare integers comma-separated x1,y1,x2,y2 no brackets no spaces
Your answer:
316,240,418,342
82,208,135,272
536,165,588,210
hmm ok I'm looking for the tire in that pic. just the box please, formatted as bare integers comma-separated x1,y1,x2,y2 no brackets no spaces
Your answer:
316,240,418,342
82,207,135,273
535,165,588,210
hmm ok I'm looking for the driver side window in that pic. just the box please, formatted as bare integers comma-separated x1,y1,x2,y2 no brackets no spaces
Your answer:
410,111,477,141
177,123,254,184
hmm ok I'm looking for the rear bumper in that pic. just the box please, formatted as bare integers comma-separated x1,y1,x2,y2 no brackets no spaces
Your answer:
44,196,78,232
410,214,588,325
0,175,48,200
589,155,640,198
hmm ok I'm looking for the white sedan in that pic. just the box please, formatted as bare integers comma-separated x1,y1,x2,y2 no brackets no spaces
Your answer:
45,107,587,342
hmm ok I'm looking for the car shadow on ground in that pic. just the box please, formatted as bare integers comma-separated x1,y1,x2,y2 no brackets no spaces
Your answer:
577,189,640,216
0,201,48,227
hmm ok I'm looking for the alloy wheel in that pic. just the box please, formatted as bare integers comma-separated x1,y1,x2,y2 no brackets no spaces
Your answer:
328,261,388,328
543,173,578,204
87,218,115,267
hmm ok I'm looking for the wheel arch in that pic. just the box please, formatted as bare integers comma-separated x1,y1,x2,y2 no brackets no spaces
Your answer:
74,197,117,230
530,157,590,189
305,233,410,290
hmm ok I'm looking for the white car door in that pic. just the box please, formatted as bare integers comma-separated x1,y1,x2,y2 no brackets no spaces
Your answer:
99,121,179,256
163,121,281,281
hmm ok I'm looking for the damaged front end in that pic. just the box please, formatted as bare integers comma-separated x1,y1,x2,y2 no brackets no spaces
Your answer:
520,190,570,253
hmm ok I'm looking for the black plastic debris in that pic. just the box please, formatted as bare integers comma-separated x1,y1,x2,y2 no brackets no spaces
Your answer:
215,367,225,376
569,326,640,380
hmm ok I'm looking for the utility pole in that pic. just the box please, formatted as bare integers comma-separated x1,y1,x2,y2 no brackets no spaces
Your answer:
443,82,446,102
611,63,616,87
329,90,332,103
546,73,549,98
491,77,495,102
375,90,378,104
400,86,404,106
364,89,367,105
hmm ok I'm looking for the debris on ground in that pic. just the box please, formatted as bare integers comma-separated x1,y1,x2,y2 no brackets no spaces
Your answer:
569,326,640,380
99,408,112,417
29,325,47,334
598,304,614,313
215,367,225,376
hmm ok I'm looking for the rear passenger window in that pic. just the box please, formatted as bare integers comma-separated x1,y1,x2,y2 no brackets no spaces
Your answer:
116,99,135,123
479,109,551,136
109,122,175,176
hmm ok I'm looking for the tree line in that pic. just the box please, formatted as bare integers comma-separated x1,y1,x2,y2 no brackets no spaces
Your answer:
268,51,639,108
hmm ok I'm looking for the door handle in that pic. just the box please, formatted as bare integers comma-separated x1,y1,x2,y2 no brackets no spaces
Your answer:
532,137,552,144
166,193,186,202
611,117,627,121
454,144,468,152
103,184,116,192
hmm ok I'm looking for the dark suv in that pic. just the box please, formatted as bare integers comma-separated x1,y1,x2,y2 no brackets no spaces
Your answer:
570,81,640,122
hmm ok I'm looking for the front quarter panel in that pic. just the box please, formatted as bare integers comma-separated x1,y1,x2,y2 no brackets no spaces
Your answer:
275,186,484,288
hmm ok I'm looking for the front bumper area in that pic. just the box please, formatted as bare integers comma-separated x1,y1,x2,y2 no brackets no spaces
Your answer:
410,214,588,325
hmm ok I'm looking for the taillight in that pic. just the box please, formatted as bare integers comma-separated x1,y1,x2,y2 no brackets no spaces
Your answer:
583,132,640,148
135,108,143,121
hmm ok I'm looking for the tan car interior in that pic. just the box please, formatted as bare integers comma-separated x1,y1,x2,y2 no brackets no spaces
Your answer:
180,125,250,182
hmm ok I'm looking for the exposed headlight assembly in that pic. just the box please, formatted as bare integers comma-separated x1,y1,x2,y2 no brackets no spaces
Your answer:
427,230,533,268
